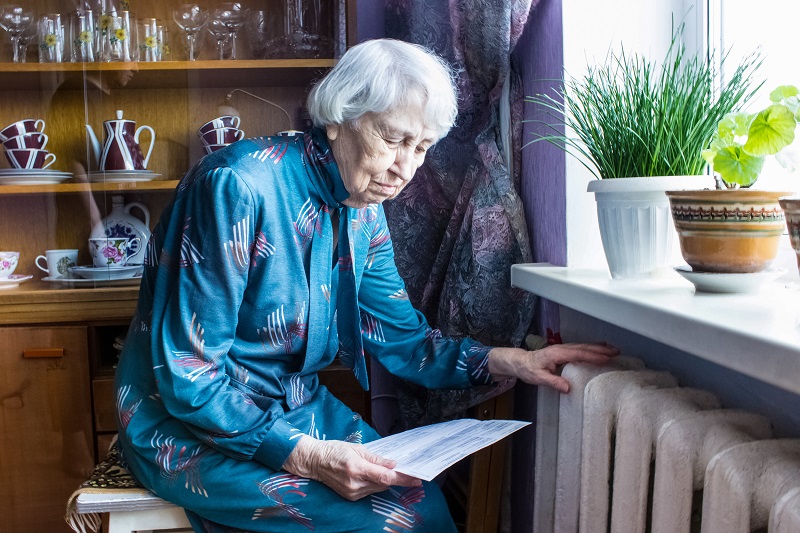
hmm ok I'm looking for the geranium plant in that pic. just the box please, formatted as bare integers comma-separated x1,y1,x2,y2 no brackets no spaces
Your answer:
703,85,800,187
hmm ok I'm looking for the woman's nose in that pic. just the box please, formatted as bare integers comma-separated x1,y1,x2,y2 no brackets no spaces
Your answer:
391,146,415,182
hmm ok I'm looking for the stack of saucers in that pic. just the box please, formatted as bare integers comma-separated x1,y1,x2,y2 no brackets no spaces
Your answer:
198,115,244,155
0,119,56,171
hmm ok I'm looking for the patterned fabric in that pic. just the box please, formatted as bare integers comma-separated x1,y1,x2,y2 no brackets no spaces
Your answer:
383,0,538,426
64,441,148,533
113,130,493,531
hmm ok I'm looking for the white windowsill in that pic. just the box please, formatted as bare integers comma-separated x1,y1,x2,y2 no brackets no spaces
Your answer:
510,264,800,396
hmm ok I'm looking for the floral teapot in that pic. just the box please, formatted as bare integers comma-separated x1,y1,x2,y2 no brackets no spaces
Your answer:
86,110,155,171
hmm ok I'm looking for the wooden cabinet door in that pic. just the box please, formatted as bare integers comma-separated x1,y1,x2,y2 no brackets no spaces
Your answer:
0,326,94,533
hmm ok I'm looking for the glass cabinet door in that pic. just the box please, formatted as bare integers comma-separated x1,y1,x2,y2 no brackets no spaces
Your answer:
0,1,351,530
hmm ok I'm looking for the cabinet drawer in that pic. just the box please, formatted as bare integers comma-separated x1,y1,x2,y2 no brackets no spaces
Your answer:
0,326,93,532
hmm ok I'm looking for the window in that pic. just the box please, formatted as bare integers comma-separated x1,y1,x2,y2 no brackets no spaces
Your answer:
711,0,800,192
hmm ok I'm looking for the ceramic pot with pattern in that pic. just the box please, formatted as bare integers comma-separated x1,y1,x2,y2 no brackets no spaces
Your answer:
667,190,792,273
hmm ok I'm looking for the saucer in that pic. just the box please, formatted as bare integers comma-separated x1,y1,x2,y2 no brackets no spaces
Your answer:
674,266,785,294
87,170,161,183
42,275,142,287
69,265,144,280
0,169,73,185
0,274,32,289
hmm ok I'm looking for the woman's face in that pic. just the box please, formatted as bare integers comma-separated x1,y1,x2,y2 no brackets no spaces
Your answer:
326,105,437,209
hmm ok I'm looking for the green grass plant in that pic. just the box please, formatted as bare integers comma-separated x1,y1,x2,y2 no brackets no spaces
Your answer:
526,30,762,180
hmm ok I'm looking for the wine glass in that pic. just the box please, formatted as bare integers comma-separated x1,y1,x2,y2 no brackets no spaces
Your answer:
15,16,37,63
172,4,208,61
207,17,230,60
212,2,247,60
0,5,35,63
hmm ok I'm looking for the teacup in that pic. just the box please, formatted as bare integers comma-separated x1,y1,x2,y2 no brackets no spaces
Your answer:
35,248,78,279
5,148,57,170
200,127,244,146
203,143,229,155
0,119,45,142
89,237,140,268
198,115,241,134
2,132,49,150
0,251,20,278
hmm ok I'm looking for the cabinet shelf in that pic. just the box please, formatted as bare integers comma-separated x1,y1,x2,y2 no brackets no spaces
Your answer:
0,281,139,325
0,179,179,195
4,59,336,90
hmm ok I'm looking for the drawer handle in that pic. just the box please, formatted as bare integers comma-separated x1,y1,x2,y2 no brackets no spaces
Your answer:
23,348,64,358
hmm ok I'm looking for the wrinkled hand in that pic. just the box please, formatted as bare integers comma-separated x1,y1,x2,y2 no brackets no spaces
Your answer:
282,436,421,500
488,343,619,393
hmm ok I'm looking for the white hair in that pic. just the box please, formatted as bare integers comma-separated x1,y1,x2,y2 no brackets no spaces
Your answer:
307,39,458,140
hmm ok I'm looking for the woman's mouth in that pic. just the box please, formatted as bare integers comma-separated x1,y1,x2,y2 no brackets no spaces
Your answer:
374,183,397,195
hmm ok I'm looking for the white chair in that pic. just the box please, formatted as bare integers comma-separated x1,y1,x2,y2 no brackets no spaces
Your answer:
73,490,191,533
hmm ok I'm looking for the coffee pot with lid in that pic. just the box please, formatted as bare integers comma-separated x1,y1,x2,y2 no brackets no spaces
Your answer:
86,110,155,171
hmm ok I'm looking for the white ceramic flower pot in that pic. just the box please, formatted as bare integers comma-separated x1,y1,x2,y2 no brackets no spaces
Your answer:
588,175,714,279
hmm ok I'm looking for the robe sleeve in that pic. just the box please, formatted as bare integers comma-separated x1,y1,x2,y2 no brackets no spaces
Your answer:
357,206,494,388
149,166,298,470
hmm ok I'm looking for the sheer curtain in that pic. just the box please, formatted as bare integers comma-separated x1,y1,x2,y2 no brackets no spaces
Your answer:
376,0,537,431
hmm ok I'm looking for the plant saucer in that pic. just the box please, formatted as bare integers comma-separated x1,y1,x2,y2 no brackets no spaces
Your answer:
674,266,785,294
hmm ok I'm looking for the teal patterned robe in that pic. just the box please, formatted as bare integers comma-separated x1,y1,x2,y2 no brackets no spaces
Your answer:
114,129,493,532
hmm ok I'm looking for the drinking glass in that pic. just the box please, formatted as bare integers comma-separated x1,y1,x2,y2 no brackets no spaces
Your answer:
157,23,170,61
212,2,247,60
15,18,36,63
245,9,281,59
172,4,208,61
38,13,64,63
283,0,331,58
137,17,159,61
97,10,133,61
0,5,34,63
68,9,96,62
207,17,230,60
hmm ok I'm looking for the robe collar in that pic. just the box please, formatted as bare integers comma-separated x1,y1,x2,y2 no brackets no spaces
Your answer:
303,127,350,208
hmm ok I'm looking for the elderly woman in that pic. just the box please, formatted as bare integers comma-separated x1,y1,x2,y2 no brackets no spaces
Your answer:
114,38,616,532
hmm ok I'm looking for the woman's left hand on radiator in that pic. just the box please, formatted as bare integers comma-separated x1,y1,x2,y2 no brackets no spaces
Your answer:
487,343,619,393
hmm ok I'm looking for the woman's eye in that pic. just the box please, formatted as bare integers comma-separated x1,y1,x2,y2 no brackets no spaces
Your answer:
415,145,428,154
384,139,402,147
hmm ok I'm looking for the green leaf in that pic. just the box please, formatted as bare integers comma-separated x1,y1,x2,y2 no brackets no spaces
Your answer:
717,112,750,140
712,145,765,187
770,85,799,102
743,104,796,155
701,148,717,165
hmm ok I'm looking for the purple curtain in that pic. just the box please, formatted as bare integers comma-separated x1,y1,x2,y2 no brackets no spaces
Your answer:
380,0,537,429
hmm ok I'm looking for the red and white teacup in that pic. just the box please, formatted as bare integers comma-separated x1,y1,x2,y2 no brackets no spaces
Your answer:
0,119,45,142
200,127,244,146
2,132,48,150
5,148,57,170
203,143,229,155
198,115,241,135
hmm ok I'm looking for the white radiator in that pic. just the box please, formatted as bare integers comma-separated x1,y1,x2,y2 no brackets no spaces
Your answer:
532,361,800,532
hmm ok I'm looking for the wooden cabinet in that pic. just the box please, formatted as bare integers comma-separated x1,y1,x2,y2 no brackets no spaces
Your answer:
0,326,94,532
0,3,355,532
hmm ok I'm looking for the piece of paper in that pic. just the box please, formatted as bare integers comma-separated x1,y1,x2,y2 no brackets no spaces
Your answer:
364,418,531,481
